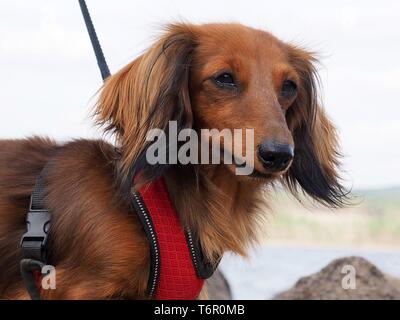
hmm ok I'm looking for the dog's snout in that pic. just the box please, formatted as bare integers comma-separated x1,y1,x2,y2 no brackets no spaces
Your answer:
257,140,294,172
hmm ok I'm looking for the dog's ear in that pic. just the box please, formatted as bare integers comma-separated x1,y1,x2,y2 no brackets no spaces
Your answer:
284,46,349,207
95,24,197,182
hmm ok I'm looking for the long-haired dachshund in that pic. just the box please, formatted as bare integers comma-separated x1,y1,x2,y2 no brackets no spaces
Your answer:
0,23,347,299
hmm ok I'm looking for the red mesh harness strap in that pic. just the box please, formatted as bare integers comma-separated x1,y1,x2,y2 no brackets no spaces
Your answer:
132,177,216,300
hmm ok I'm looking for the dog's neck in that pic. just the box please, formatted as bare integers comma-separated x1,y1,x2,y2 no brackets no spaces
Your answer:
164,165,267,262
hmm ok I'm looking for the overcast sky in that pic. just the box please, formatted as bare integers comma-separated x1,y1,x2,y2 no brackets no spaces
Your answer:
1,0,399,189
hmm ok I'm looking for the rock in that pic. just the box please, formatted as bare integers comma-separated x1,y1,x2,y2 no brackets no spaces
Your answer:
207,269,232,300
273,256,400,300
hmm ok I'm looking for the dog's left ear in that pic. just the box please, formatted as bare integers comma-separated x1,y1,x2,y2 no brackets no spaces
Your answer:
284,46,349,207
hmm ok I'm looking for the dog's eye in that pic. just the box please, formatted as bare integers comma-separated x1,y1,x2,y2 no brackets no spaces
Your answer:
281,80,297,98
213,73,236,88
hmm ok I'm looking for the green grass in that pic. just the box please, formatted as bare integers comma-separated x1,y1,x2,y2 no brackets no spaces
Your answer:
262,187,400,249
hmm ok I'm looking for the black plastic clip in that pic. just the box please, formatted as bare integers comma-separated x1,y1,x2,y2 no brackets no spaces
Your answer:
20,196,51,263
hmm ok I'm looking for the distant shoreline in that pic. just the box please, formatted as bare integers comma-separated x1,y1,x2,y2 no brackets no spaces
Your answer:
261,239,400,253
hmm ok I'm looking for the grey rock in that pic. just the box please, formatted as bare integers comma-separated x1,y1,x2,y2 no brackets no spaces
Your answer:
273,256,400,300
207,269,232,300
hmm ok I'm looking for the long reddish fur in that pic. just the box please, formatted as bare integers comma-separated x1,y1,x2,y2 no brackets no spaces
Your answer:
0,23,347,299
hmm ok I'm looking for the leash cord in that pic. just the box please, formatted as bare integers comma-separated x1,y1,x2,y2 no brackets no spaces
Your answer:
78,0,111,81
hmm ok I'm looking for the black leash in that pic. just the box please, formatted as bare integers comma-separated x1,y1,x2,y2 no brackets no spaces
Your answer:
78,0,111,81
20,1,110,300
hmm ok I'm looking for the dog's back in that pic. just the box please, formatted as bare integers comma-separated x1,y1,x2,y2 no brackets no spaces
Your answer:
0,137,57,295
0,137,151,299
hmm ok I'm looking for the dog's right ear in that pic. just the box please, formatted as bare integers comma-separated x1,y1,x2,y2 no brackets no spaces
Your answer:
283,45,349,207
95,24,197,180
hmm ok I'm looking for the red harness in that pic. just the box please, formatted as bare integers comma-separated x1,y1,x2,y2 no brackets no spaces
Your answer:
133,177,217,300
21,171,217,300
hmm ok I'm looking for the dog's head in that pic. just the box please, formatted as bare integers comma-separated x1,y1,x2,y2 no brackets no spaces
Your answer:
96,23,348,207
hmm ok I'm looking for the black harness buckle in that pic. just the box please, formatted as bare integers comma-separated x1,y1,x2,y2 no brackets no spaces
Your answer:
20,166,52,300
20,196,51,263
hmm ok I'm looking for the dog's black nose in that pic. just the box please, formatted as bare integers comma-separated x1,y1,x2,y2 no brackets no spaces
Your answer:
257,140,294,172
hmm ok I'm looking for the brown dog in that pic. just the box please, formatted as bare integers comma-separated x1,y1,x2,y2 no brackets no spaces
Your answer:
0,23,347,299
